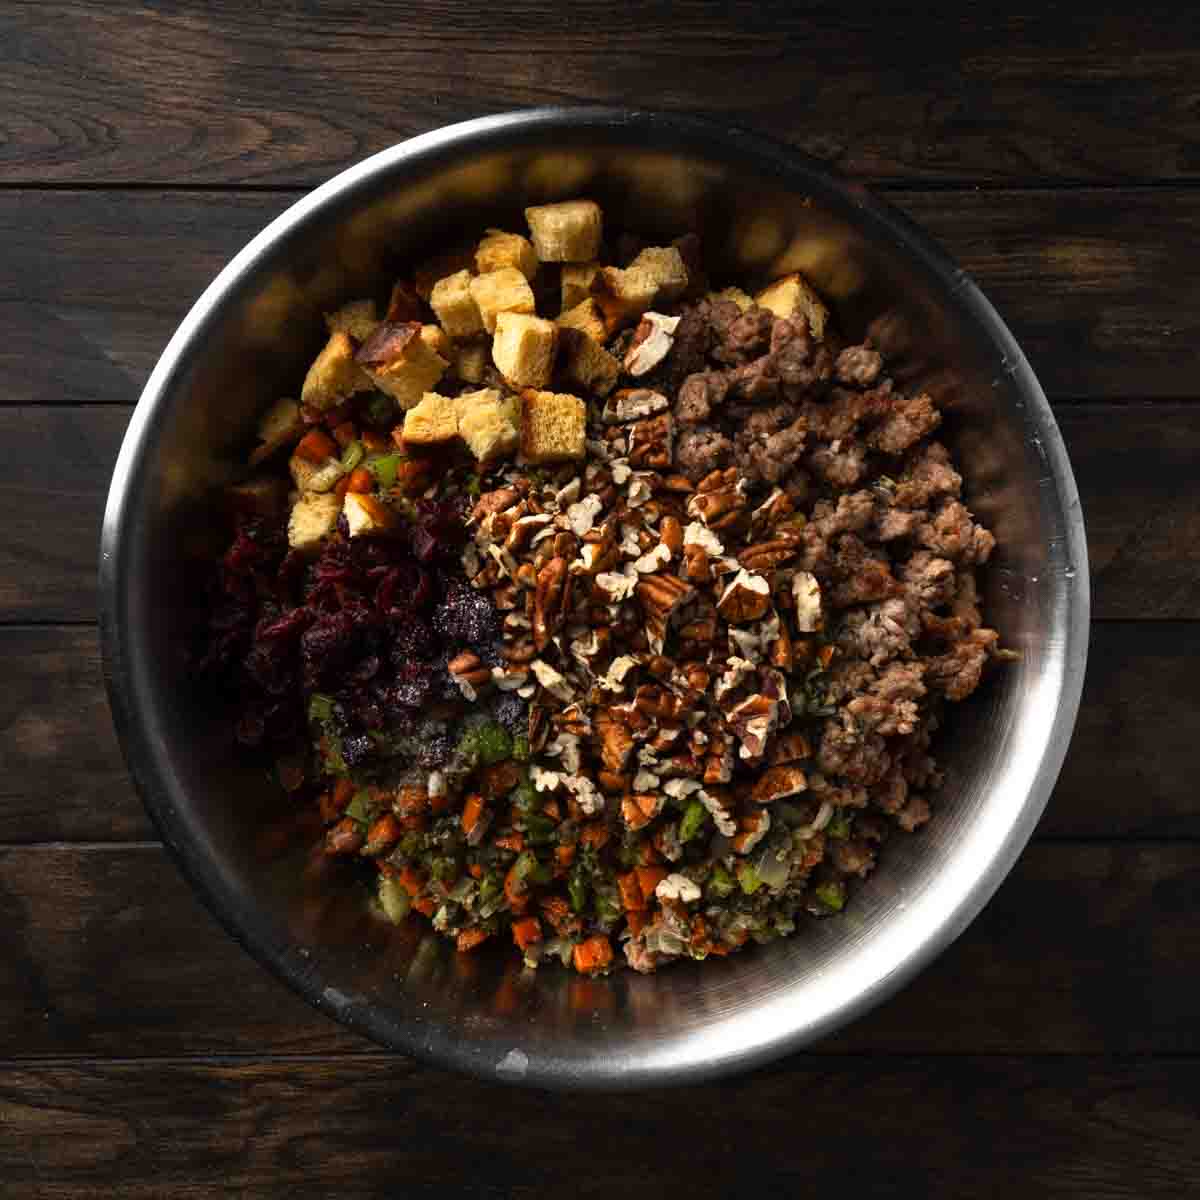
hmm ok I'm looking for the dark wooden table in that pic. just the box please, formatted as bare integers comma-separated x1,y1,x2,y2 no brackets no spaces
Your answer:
3,3,1200,1195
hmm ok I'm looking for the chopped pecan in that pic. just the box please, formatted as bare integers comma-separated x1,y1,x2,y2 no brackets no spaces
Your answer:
659,515,683,557
716,569,772,623
447,651,492,700
628,413,673,469
768,620,794,671
501,637,536,664
635,571,695,654
727,693,779,760
472,487,520,523
767,731,812,765
595,709,635,773
738,534,800,572
624,312,680,377
750,487,795,536
532,556,569,652
621,792,664,831
751,764,809,804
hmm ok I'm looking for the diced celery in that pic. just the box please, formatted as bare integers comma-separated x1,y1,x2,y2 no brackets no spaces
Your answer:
340,440,365,471
378,876,411,924
307,693,333,723
679,799,708,843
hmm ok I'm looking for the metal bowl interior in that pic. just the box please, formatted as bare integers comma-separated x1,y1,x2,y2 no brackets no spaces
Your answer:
100,108,1088,1090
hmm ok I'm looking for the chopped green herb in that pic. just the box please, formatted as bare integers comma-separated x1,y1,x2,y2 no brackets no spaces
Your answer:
475,722,513,766
340,440,365,471
737,862,763,895
367,453,402,489
567,865,590,914
814,881,846,912
707,863,735,900
511,733,530,763
679,799,708,843
345,790,372,825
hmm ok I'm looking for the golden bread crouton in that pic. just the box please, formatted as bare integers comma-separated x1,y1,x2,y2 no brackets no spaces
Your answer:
708,286,754,312
469,267,536,334
249,397,303,465
557,298,608,345
629,246,689,302
288,492,341,551
492,312,558,389
402,392,461,445
755,272,829,340
524,199,602,263
560,261,600,311
343,492,396,538
420,323,452,360
288,452,344,493
457,388,521,463
301,331,373,411
429,269,484,340
324,298,379,342
558,327,620,398
414,246,475,301
355,321,448,410
589,265,660,333
475,229,538,279
453,339,491,384
520,389,586,463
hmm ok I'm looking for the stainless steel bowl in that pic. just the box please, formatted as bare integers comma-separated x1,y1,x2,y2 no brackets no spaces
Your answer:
100,108,1089,1089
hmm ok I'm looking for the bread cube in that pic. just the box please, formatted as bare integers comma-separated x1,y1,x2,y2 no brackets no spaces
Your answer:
561,261,601,311
402,392,461,445
324,298,379,342
492,312,557,389
755,272,829,340
289,452,344,493
520,389,586,464
288,492,341,551
558,327,620,398
708,286,754,312
429,269,484,339
524,199,602,263
456,388,521,464
557,298,608,345
475,229,538,279
249,397,303,465
419,323,452,360
343,492,396,538
469,267,536,335
414,246,475,301
629,246,689,302
300,331,373,411
589,265,660,333
453,339,491,384
355,321,448,410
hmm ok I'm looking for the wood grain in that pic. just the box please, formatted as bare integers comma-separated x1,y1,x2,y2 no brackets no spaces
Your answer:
4,189,1199,404
2,3,1199,188
1,1055,1197,1198
7,621,1197,845
2,403,1194,624
1,843,1197,1059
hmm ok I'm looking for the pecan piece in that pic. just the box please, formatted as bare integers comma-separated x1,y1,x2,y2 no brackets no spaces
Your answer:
635,571,695,655
532,556,569,652
716,569,772,623
751,764,809,804
447,651,492,700
628,412,673,470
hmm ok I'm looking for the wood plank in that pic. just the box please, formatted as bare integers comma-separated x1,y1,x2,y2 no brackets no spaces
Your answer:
2,3,1199,188
1,843,1197,1058
7,621,1198,845
3,189,1198,403
3,403,1194,624
1,1056,1196,1198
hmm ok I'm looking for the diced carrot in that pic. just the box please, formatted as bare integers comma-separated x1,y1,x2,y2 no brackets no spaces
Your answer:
395,785,428,817
334,475,352,502
572,935,613,976
555,843,576,868
578,823,610,850
397,866,425,896
511,916,542,950
295,428,337,463
467,863,484,880
397,813,427,833
361,429,390,452
541,796,562,821
412,895,436,917
376,860,397,880
456,928,490,953
332,421,358,448
317,792,341,823
617,871,644,912
461,793,485,837
347,466,374,494
624,909,648,937
333,778,355,808
637,841,664,866
363,813,401,855
494,832,525,853
636,865,668,899
539,895,581,936
621,798,651,830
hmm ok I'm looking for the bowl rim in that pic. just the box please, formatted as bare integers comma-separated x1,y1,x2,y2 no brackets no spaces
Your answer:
100,105,1090,1090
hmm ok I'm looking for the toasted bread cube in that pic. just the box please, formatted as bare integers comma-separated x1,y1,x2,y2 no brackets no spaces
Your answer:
456,388,520,464
356,321,448,410
755,272,829,340
557,298,608,345
420,323,452,360
301,331,373,411
249,397,303,465
561,261,601,311
288,492,341,551
520,389,586,464
453,339,491,384
629,246,689,302
414,246,475,301
558,327,620,398
429,269,484,340
289,453,344,493
402,392,461,446
492,312,558,389
708,286,754,312
525,200,602,263
324,299,379,342
475,229,538,280
590,265,660,333
343,491,396,538
469,267,536,335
